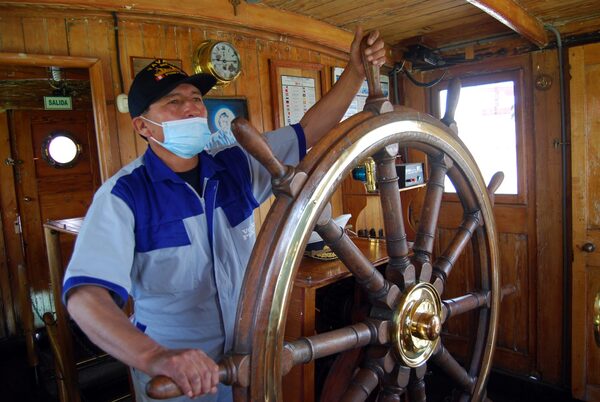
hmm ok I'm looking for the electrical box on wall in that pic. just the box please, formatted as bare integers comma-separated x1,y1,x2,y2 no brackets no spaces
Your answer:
396,163,424,188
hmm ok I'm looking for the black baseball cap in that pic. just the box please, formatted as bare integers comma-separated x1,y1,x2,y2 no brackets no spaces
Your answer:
128,59,217,117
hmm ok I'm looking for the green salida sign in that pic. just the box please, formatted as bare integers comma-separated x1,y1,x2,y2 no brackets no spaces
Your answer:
44,96,72,110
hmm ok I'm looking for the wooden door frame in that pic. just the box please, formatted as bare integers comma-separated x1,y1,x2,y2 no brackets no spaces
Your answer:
569,44,586,400
0,53,112,181
0,53,111,336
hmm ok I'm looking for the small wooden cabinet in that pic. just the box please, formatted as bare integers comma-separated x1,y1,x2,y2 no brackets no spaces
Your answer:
282,237,389,402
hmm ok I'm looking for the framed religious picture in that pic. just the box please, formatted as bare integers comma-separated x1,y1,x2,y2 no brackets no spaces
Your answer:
203,97,249,150
269,60,324,128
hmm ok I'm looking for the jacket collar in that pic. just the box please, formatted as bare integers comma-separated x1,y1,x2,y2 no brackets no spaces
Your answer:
143,146,225,183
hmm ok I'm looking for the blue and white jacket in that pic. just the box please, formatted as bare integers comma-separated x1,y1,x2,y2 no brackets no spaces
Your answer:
62,124,305,401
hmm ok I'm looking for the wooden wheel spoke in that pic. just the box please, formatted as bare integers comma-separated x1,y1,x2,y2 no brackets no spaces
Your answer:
441,285,516,323
413,154,450,269
316,219,399,309
377,386,405,402
283,321,379,374
341,345,395,402
372,149,415,289
441,291,490,323
431,344,476,394
431,211,481,292
341,366,381,402
407,364,427,402
377,363,412,401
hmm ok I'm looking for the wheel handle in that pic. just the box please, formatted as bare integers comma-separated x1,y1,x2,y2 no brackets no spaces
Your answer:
360,35,393,114
441,77,461,133
230,117,305,197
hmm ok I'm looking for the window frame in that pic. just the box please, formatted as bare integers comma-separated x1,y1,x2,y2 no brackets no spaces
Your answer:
430,68,528,205
41,130,82,169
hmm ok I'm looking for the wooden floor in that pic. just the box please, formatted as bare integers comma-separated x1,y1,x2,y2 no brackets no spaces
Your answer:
0,337,578,402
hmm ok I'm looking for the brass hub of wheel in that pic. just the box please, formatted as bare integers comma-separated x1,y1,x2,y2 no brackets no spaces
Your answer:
391,282,442,367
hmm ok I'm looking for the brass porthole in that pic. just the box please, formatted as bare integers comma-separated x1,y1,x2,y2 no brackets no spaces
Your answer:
41,131,82,168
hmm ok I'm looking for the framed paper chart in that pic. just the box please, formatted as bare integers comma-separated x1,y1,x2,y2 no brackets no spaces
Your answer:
203,97,248,150
332,66,390,120
270,60,324,128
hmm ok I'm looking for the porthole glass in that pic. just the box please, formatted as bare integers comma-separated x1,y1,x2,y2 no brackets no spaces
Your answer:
42,131,81,168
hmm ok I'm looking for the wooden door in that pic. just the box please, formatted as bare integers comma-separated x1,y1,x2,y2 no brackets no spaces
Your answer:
419,57,542,378
570,42,600,401
7,110,99,309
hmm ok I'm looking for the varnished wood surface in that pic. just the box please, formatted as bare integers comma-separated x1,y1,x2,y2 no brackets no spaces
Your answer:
44,225,81,402
569,42,600,400
259,0,600,47
295,236,388,288
44,217,84,236
403,54,566,383
15,111,99,290
0,4,349,337
4,0,600,53
531,49,565,386
43,217,387,289
467,0,548,47
0,0,593,393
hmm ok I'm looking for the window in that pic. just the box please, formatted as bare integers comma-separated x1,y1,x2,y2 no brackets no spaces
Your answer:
42,131,81,168
433,71,524,202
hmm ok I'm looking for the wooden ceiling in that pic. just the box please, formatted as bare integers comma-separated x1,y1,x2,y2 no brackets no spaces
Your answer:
255,0,600,51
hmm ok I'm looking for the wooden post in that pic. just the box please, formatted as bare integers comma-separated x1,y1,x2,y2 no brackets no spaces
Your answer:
44,225,81,402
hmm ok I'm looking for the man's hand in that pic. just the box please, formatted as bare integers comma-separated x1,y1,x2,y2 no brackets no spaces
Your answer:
299,26,387,147
349,26,387,78
146,347,220,398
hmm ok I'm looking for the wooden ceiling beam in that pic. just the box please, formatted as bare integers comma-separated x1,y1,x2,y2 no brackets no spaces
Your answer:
467,0,549,47
3,0,355,53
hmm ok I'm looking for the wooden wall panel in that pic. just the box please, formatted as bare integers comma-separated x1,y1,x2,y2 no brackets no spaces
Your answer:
0,15,26,52
63,16,121,176
531,49,565,385
109,15,347,232
0,111,17,337
117,19,147,162
494,233,530,364
435,221,532,371
22,17,61,54
436,227,474,341
0,5,351,333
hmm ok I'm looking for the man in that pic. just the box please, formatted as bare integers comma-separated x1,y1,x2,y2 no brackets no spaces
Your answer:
207,110,236,150
63,27,385,401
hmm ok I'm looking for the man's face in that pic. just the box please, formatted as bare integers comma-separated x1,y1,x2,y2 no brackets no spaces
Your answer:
134,83,207,142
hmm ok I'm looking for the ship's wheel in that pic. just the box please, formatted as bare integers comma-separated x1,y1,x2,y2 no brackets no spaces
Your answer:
149,39,503,402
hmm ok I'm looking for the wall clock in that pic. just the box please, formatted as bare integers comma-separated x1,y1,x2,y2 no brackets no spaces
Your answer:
193,40,242,86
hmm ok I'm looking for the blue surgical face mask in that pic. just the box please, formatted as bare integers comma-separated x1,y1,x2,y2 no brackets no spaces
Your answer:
141,116,211,159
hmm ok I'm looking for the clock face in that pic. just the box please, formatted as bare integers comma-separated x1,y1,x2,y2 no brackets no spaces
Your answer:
211,42,241,81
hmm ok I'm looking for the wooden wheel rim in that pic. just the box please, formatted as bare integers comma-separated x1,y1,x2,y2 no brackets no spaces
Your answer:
233,110,500,402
